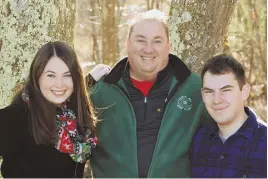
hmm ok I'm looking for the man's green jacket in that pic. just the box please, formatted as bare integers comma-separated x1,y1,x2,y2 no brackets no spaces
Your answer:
89,54,206,177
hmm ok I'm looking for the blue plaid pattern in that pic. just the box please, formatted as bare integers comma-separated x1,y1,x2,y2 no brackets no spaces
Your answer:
190,107,267,178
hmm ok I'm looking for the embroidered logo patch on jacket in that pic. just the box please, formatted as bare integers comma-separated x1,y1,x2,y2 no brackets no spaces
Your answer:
177,96,192,111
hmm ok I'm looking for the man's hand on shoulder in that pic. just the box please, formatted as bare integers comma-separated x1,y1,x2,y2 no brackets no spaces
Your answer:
90,64,111,81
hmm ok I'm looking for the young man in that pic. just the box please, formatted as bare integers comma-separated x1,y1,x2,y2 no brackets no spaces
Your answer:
87,9,207,177
191,54,267,178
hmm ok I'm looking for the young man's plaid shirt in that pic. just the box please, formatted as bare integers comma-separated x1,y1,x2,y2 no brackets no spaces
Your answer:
190,107,267,178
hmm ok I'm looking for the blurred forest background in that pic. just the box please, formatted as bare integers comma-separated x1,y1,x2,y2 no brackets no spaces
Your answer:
0,0,266,177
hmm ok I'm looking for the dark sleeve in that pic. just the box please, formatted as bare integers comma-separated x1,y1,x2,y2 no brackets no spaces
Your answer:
0,104,28,156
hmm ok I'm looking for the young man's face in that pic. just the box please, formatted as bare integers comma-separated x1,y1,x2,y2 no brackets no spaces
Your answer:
201,72,250,125
126,19,170,81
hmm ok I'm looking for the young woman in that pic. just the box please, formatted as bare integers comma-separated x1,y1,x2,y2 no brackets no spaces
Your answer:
0,41,104,177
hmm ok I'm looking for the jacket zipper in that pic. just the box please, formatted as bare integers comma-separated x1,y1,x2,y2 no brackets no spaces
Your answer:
147,81,182,177
146,97,172,177
144,97,147,120
112,80,178,177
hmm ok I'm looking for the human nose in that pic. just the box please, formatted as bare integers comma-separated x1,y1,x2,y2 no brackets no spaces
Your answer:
212,91,223,104
55,77,64,88
143,42,154,53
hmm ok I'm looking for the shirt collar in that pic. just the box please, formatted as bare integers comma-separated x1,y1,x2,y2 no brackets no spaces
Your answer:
233,107,258,140
206,107,258,140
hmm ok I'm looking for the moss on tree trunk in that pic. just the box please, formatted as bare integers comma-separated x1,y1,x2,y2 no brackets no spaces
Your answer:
169,0,237,73
0,0,76,108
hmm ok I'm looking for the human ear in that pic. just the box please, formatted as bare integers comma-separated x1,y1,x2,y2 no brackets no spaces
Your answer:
126,39,130,53
242,83,250,101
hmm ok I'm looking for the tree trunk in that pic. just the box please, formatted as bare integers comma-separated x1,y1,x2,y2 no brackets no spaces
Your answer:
0,0,76,108
101,0,118,65
168,0,237,73
91,0,101,64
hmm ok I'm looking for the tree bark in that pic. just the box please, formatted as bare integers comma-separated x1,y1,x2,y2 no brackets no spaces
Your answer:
169,0,237,73
91,0,101,64
101,0,118,65
0,0,76,108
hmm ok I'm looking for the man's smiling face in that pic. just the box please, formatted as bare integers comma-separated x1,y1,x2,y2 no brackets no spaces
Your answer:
126,19,170,81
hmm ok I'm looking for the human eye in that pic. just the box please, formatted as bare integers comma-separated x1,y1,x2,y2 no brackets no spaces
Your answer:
222,88,231,92
204,90,213,94
137,39,145,43
154,40,162,43
64,74,72,78
47,74,55,78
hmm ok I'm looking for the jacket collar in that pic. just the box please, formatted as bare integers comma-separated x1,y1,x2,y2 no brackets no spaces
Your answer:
103,54,191,84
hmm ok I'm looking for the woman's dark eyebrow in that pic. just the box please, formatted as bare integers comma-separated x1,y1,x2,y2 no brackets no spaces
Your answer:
44,70,70,74
45,70,55,74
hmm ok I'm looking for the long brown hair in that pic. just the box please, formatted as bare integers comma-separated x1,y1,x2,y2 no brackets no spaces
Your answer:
13,41,96,144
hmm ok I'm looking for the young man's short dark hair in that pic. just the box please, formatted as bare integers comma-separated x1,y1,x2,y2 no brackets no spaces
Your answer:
201,54,246,89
